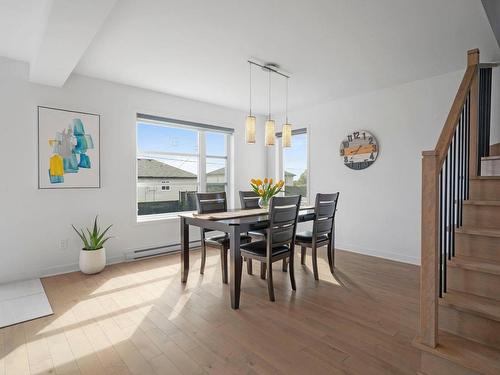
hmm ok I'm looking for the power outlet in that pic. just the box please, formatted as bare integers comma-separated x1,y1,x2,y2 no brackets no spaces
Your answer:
59,239,69,250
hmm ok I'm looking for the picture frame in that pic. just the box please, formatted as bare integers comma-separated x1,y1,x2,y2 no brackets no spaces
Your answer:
38,106,101,189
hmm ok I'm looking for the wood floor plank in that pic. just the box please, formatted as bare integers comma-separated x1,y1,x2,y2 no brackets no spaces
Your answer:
0,248,421,375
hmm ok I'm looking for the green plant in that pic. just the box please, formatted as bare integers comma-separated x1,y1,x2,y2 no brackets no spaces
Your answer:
72,216,113,251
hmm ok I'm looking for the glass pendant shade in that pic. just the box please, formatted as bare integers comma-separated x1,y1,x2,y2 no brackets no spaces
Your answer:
265,119,276,146
282,123,292,148
245,116,256,144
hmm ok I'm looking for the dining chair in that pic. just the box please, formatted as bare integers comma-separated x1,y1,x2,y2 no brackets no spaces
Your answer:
196,192,252,283
239,191,289,278
240,195,301,301
295,192,339,280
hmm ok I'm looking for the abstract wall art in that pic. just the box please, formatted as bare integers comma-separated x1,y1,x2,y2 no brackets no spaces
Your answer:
38,106,100,189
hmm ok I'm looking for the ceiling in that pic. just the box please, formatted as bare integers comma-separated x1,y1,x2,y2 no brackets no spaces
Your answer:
1,0,499,114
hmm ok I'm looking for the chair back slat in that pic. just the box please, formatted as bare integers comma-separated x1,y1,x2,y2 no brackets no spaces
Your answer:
315,217,333,236
239,191,260,209
312,193,339,242
268,195,301,248
196,192,227,214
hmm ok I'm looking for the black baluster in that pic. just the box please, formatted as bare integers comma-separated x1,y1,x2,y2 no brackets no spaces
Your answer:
439,169,443,297
444,153,449,291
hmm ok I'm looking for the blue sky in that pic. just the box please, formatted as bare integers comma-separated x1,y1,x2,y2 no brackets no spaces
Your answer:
137,122,307,179
137,122,226,174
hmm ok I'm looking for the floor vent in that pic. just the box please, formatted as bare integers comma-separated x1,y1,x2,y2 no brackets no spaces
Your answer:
126,240,201,261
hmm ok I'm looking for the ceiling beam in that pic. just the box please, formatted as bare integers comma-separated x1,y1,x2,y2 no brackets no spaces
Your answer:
29,0,117,87
482,0,500,48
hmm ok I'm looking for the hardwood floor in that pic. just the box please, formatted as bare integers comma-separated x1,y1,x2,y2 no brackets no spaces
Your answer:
0,248,420,374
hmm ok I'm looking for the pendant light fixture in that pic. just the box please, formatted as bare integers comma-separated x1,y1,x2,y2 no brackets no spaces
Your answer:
282,77,292,148
245,62,256,144
265,67,276,146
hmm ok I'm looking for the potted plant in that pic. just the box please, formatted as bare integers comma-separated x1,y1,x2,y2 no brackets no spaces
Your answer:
250,178,285,209
72,216,112,275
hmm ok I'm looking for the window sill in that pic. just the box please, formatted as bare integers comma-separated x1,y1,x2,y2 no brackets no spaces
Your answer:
136,211,195,224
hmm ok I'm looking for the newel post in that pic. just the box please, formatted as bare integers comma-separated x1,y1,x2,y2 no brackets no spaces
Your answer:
468,48,479,177
420,151,440,348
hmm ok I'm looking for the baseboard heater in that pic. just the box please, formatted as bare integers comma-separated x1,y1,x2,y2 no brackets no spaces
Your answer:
126,240,201,261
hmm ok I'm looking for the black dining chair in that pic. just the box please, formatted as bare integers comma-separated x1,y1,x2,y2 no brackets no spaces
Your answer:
240,195,301,301
196,192,252,283
295,192,339,280
239,191,289,278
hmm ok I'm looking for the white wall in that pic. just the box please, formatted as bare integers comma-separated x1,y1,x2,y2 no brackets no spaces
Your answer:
269,70,464,265
0,57,267,283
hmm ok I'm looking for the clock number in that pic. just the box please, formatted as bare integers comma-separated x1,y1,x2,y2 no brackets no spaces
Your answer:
368,136,373,144
362,132,366,140
343,141,349,148
340,149,344,156
370,152,374,160
344,156,348,163
353,131,360,139
347,135,353,142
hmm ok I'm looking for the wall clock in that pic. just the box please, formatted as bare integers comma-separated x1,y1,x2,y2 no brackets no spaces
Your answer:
339,130,379,170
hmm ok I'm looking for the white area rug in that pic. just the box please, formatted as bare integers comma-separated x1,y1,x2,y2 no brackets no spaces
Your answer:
0,279,53,328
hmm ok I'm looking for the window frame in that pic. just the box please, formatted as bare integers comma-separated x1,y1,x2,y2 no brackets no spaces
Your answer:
276,128,310,204
136,116,232,222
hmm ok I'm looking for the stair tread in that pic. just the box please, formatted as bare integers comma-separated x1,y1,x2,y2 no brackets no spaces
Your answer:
482,155,500,161
463,200,500,206
469,176,500,180
414,331,500,375
456,226,500,238
449,255,500,275
441,290,500,322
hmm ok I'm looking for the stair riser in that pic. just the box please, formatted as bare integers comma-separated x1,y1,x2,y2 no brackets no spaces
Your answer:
448,267,500,300
463,205,500,229
439,304,500,349
456,233,500,261
481,159,500,176
420,352,481,375
470,179,500,200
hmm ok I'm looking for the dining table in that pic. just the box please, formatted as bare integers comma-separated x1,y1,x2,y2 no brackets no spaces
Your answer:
179,206,316,309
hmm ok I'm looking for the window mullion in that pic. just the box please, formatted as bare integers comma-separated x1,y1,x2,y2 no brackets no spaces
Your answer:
198,130,207,192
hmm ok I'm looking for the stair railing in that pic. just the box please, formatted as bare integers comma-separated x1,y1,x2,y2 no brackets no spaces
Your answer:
419,49,479,348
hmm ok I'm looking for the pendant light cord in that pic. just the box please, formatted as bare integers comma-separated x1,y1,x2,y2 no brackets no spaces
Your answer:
268,68,271,120
249,62,252,116
286,77,289,124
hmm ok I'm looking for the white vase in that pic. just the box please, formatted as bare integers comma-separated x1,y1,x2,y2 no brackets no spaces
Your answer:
79,248,106,275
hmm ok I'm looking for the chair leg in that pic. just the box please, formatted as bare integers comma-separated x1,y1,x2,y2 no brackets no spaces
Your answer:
260,262,266,279
282,258,288,272
289,253,296,291
246,258,253,275
300,246,306,265
312,245,319,281
267,262,275,301
327,242,335,274
200,236,206,275
220,247,228,284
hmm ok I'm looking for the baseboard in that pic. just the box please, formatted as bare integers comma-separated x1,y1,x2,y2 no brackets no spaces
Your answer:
40,254,125,279
336,242,420,265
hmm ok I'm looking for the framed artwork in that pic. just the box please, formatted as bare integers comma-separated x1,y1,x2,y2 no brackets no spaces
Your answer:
339,130,379,170
38,106,100,189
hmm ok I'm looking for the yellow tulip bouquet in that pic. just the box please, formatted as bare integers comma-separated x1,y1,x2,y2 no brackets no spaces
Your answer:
250,178,285,208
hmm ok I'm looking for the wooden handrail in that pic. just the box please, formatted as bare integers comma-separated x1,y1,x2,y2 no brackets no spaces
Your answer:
419,49,480,348
426,49,479,167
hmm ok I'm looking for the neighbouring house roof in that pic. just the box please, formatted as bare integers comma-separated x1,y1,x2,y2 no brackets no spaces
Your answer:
284,171,296,177
207,167,225,176
137,159,197,179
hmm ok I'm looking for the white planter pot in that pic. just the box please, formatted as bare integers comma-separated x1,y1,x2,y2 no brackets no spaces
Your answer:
79,247,106,274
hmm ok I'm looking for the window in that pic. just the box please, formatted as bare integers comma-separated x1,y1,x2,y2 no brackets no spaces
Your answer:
136,115,232,218
277,129,308,203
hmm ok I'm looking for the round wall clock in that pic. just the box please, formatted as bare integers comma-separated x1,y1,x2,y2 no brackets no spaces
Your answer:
339,130,379,170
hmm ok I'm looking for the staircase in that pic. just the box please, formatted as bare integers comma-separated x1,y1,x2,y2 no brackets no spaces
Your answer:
416,50,500,374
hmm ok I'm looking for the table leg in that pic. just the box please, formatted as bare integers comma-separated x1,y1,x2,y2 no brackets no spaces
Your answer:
180,217,189,283
229,225,242,309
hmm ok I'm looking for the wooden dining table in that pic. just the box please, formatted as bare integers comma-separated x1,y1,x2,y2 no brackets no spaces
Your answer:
179,206,316,309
